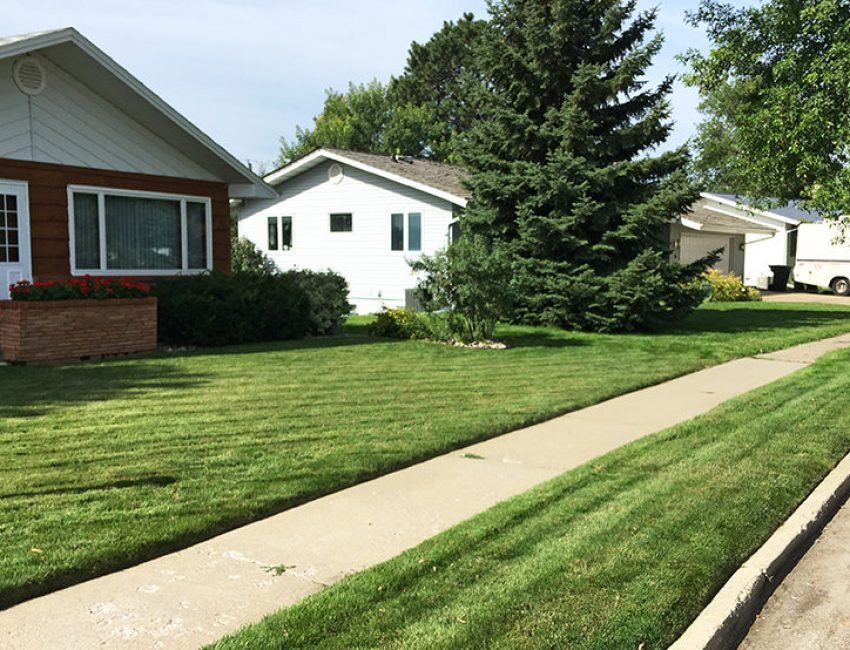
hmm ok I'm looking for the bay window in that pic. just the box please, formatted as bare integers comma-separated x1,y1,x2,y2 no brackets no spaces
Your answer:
69,186,212,274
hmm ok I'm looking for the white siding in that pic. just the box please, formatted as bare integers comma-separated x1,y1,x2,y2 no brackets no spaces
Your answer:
238,161,457,313
0,55,216,180
743,227,789,287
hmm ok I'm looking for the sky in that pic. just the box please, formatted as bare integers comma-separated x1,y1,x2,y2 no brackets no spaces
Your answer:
5,0,750,171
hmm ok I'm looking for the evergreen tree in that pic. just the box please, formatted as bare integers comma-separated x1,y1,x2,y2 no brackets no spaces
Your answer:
461,0,708,332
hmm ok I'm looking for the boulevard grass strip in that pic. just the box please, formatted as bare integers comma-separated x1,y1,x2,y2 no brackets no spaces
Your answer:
212,345,850,649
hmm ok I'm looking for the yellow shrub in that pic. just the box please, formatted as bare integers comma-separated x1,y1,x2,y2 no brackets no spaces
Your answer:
701,269,762,302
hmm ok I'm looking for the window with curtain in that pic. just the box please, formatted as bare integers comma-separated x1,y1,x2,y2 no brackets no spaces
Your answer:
105,195,181,270
70,188,211,273
73,193,100,268
186,202,207,269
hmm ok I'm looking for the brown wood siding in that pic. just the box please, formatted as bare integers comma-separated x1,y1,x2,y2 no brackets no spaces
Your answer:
0,158,231,280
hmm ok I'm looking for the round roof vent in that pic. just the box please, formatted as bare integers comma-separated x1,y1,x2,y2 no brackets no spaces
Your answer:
13,57,47,96
328,163,344,184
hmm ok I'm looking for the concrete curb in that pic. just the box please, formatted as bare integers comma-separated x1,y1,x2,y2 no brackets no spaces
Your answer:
670,451,850,650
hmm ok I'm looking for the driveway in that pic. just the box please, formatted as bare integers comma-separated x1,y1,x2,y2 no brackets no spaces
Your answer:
762,291,850,306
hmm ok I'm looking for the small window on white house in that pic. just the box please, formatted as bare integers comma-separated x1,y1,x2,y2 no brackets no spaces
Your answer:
268,217,279,251
390,212,422,251
391,213,404,251
408,213,421,251
69,187,212,274
281,216,292,249
330,213,352,232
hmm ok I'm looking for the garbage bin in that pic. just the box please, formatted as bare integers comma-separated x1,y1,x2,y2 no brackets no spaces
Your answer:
769,265,792,292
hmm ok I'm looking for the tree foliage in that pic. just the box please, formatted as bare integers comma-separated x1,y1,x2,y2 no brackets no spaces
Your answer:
390,13,487,162
684,0,850,218
687,80,753,194
279,81,395,163
459,0,708,332
279,14,485,164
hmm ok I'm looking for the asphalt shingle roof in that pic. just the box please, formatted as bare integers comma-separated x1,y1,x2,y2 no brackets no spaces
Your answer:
323,149,470,199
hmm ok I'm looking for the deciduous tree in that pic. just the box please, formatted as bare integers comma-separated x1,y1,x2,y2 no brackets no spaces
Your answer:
684,0,850,219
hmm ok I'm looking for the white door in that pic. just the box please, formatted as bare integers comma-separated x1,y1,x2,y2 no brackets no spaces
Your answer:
0,181,32,299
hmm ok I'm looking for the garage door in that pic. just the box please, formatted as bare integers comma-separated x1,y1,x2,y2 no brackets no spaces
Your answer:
680,234,733,274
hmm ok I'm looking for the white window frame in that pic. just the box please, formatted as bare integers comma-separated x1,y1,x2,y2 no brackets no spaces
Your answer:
67,185,213,276
390,211,423,252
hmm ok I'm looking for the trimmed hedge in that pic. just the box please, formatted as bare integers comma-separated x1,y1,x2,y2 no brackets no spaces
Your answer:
153,271,351,347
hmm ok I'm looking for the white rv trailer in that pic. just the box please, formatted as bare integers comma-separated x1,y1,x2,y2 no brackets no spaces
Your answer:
794,222,850,295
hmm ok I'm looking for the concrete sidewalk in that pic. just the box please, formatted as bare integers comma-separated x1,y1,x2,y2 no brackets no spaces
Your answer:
740,500,850,649
2,334,850,650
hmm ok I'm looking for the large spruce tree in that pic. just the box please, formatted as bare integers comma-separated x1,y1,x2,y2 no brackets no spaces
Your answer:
461,0,708,332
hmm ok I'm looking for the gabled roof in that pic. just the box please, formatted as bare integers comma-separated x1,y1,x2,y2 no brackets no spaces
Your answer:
264,148,469,207
703,192,822,224
0,28,275,198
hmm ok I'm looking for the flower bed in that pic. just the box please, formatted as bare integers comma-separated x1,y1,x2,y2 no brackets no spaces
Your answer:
1,277,156,363
10,276,151,300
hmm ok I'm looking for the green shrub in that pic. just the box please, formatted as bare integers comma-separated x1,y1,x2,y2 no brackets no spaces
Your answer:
702,269,762,302
153,271,351,347
410,235,513,341
293,270,352,334
368,307,482,343
368,307,420,339
231,237,277,275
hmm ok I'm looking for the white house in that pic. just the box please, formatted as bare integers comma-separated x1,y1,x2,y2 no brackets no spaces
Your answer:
237,148,467,313
671,192,822,288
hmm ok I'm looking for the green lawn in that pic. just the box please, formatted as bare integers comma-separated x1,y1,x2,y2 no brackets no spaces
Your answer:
1,302,849,609
211,344,850,650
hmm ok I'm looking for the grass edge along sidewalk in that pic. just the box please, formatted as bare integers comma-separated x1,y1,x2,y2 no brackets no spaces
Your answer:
211,346,850,650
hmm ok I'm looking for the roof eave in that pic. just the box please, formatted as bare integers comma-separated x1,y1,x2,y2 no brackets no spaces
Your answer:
700,192,801,225
263,148,468,207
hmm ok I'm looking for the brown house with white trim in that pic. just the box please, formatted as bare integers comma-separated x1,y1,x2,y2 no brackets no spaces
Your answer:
0,28,273,298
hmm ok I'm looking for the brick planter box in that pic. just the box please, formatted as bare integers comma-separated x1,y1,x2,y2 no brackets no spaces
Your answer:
0,297,157,363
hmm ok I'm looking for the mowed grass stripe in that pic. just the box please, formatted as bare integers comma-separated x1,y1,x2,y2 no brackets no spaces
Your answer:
1,302,849,609
213,348,850,649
